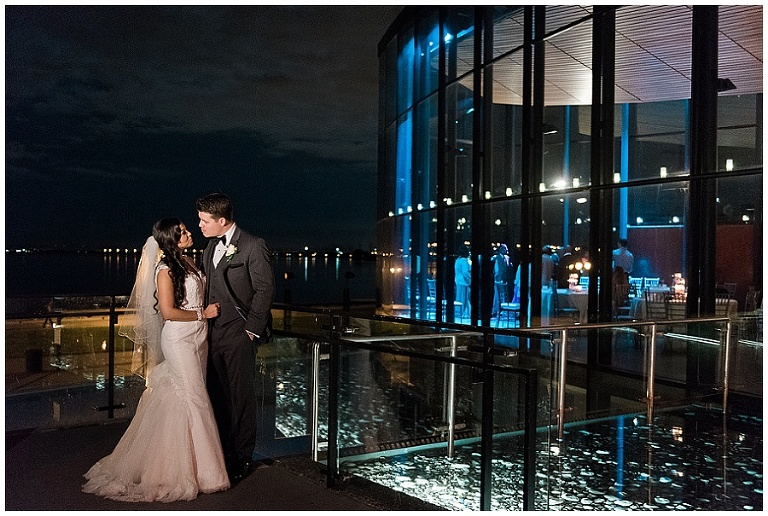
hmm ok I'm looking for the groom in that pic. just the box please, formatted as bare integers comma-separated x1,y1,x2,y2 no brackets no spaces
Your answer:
196,192,275,482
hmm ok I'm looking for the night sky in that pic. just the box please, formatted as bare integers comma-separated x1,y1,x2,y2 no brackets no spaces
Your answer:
6,5,403,252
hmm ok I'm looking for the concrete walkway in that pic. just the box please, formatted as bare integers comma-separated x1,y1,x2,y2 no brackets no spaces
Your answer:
5,421,437,511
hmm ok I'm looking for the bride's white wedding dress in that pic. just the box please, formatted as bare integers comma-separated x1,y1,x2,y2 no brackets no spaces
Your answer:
83,265,230,502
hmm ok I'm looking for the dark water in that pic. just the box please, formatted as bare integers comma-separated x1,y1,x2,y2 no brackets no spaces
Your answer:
4,251,376,306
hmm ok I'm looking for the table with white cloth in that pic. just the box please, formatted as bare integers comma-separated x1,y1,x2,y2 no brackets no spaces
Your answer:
630,293,739,320
541,288,589,324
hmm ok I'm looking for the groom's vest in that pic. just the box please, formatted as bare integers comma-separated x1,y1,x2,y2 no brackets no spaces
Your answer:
206,260,242,327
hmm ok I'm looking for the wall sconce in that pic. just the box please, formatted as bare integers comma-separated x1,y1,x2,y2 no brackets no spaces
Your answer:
660,167,668,178
726,159,734,171
572,178,580,188
613,172,621,183
539,182,546,192
505,187,513,196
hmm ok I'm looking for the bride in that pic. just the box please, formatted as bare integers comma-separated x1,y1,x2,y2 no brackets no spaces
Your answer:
83,218,230,502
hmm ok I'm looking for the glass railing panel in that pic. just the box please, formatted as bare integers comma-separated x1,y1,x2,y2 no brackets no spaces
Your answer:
729,312,762,397
6,309,142,431
489,354,554,510
266,336,317,440
274,307,335,338
320,332,551,511
329,339,484,510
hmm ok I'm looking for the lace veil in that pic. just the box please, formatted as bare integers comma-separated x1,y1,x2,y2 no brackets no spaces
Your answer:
119,236,164,382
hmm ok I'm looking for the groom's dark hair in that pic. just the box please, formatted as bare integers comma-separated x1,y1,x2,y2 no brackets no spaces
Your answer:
196,192,233,221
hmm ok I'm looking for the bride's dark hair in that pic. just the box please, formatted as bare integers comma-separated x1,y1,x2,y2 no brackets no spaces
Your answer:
152,218,194,308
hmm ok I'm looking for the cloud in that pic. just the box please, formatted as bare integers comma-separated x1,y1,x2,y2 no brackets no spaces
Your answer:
5,5,404,249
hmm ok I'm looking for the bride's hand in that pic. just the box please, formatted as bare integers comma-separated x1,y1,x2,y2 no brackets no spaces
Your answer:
203,303,220,319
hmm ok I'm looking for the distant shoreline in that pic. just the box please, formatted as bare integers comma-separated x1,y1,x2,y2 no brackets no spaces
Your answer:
5,248,377,260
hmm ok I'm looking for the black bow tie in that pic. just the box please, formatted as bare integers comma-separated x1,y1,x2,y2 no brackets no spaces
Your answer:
215,235,227,246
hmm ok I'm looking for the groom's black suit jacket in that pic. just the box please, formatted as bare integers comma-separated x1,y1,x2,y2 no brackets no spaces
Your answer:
202,225,275,342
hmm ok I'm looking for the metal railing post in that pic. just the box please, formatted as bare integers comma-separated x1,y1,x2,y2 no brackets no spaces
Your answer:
311,341,321,462
722,320,732,414
326,314,341,488
446,334,457,458
646,324,657,421
557,329,568,439
107,295,116,419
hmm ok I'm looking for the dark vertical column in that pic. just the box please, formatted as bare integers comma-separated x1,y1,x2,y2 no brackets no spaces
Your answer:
437,8,448,323
530,7,545,323
444,24,460,324
586,7,616,418
519,7,533,328
753,95,763,290
471,6,485,325
587,7,616,372
588,7,616,328
688,6,718,318
687,6,719,389
477,7,495,327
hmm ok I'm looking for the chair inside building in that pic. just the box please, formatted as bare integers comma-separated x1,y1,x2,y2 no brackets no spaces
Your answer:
495,287,520,328
645,290,669,319
426,278,464,320
551,280,580,322
715,293,732,317
644,277,661,289
612,283,632,321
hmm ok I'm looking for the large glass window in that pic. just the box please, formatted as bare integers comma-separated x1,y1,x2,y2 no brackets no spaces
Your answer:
444,82,474,207
377,5,762,325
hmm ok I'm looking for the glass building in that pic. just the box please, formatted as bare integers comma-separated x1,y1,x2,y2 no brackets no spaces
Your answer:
376,5,762,328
